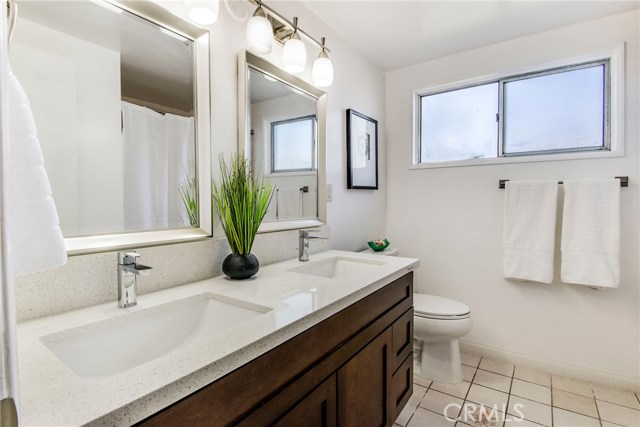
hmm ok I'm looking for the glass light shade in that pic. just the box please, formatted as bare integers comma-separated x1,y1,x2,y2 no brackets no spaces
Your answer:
283,38,306,74
246,14,273,55
312,56,333,87
185,0,219,25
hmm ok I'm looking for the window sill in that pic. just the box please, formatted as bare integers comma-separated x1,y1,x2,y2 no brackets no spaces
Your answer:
410,149,624,170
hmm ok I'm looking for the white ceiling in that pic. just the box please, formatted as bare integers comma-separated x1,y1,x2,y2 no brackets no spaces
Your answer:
301,1,640,71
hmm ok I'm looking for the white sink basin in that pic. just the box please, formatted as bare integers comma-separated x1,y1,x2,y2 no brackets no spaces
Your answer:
41,293,270,378
289,256,387,279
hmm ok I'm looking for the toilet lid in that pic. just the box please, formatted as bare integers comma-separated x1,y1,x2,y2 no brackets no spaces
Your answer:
414,294,470,317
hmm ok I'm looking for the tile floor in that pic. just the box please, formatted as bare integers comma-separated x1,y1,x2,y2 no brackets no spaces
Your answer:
394,353,640,427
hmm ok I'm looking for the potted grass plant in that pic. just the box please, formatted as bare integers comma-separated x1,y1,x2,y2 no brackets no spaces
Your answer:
212,154,274,280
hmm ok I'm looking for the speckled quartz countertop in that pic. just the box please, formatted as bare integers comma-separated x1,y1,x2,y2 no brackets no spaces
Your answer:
17,250,419,426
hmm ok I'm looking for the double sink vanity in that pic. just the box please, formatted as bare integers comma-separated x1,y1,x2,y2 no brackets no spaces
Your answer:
18,250,418,426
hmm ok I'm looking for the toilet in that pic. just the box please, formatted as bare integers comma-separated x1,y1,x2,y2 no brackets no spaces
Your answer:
362,246,472,384
413,294,472,384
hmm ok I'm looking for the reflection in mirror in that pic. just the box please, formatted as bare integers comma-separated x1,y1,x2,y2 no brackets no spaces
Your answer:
248,67,318,221
240,52,326,231
9,0,207,240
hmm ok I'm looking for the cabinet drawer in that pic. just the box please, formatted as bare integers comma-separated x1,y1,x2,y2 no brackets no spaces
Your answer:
392,308,413,372
390,353,413,423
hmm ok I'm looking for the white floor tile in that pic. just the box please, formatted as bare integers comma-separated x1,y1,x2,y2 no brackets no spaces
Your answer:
552,389,599,418
414,374,433,389
507,395,551,427
479,358,515,377
551,375,593,397
431,380,472,399
504,418,546,427
408,407,456,427
461,353,482,368
514,366,551,387
511,379,551,405
474,369,512,393
593,384,640,410
597,400,640,426
466,384,509,409
419,389,464,420
552,407,600,427
463,365,477,383
396,385,428,426
395,403,417,427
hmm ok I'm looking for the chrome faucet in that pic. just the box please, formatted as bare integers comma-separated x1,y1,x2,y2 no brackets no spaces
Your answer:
117,251,152,308
298,229,327,262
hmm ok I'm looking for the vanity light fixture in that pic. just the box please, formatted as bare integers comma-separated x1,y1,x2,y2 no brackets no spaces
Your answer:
246,1,273,54
245,1,334,85
185,0,219,25
312,37,333,87
282,17,306,74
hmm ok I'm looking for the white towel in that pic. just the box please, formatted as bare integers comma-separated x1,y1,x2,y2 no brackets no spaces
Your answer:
503,181,558,284
561,179,620,288
8,67,66,276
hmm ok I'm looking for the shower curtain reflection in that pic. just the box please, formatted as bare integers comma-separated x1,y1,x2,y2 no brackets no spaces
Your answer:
121,101,196,230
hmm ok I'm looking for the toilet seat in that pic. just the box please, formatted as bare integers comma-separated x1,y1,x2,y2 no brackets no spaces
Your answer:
414,294,470,320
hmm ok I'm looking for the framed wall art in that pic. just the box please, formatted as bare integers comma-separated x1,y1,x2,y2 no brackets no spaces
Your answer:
346,109,378,189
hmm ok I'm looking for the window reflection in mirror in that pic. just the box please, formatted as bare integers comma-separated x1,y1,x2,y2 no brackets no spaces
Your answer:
248,67,318,221
10,0,198,237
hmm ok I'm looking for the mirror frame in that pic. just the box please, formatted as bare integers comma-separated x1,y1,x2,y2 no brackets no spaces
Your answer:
63,0,212,255
238,51,327,232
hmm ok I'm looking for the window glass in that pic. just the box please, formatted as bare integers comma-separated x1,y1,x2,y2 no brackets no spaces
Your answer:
272,116,315,172
420,83,499,162
503,65,605,155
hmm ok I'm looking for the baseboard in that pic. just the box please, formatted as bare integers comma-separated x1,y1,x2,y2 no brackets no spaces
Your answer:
460,339,640,393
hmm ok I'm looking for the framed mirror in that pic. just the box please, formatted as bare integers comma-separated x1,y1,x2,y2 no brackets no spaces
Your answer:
10,0,212,254
238,52,327,232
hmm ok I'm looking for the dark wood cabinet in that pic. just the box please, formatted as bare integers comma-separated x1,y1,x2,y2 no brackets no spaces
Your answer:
274,374,337,427
137,273,414,427
337,328,392,427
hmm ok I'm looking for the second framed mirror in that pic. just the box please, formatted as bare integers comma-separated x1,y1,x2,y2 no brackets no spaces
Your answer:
238,52,327,232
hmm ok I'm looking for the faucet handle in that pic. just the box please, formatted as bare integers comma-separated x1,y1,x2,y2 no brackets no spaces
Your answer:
300,229,322,238
118,251,141,265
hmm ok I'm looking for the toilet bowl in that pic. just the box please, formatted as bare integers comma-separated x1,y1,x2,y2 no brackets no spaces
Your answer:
359,246,472,384
413,294,472,384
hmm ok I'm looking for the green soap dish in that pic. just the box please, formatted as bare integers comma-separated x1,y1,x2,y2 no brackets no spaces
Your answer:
367,239,390,252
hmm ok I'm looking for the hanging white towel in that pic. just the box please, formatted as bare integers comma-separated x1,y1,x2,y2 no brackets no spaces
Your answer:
8,67,66,276
503,181,558,284
561,179,620,288
277,188,301,220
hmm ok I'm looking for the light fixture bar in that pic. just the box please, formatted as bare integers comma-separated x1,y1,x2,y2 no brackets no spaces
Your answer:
247,0,331,53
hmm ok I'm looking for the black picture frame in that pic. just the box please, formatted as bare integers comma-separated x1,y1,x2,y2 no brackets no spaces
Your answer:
346,109,378,190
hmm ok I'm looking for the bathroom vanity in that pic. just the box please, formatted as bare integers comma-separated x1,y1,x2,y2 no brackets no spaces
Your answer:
16,251,418,426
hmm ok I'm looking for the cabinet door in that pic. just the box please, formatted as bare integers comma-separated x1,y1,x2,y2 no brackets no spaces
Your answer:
274,374,337,427
392,308,414,372
337,328,393,427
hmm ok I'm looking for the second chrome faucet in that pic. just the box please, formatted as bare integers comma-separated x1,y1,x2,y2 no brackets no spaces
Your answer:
298,229,327,262
117,252,152,308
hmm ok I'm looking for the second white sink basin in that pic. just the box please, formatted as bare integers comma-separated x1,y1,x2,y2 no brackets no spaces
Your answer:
41,293,270,379
289,256,387,279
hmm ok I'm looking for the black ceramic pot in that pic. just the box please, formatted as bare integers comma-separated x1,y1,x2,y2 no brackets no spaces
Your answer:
222,253,259,280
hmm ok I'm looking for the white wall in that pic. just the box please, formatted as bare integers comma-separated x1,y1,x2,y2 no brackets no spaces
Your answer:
15,1,386,321
386,11,639,387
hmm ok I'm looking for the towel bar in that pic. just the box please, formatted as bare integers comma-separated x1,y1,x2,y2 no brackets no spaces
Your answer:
499,176,628,189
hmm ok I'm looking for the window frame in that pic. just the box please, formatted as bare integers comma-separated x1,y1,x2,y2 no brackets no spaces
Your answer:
270,114,317,174
412,43,624,169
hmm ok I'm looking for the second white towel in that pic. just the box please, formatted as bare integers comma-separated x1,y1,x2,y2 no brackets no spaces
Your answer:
503,181,558,284
561,179,620,288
